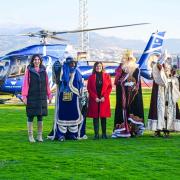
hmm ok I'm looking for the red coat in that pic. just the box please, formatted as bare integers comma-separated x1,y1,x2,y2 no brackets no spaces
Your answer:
87,72,112,118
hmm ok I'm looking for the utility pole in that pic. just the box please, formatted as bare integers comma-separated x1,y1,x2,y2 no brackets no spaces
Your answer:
79,0,89,58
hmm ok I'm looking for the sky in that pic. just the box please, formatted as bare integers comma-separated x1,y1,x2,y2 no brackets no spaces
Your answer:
0,0,180,42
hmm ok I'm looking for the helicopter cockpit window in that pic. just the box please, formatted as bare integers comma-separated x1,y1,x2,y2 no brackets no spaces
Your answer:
9,56,29,77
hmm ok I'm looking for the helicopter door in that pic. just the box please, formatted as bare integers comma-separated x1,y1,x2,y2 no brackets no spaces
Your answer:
0,60,10,86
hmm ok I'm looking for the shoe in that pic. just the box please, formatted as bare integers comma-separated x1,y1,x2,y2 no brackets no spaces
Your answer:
77,135,88,140
58,136,65,142
163,131,170,138
71,135,78,140
82,135,88,139
153,131,162,137
29,135,36,143
93,134,99,140
102,134,108,139
37,134,43,142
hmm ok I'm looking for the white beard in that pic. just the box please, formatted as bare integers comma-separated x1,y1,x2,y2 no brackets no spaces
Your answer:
122,61,139,76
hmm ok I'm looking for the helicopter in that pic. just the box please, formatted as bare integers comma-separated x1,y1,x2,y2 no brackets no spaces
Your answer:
0,23,165,103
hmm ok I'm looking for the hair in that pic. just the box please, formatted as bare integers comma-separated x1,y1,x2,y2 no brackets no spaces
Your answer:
92,61,104,74
30,54,43,67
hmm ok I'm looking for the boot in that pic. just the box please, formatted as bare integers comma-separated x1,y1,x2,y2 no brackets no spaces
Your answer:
27,122,36,143
93,118,99,139
37,121,43,142
163,130,170,138
153,130,161,137
101,118,108,139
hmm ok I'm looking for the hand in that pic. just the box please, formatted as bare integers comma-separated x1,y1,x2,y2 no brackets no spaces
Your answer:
133,87,138,94
157,63,162,71
49,97,53,104
23,98,27,105
123,67,129,73
95,98,100,103
100,97,105,102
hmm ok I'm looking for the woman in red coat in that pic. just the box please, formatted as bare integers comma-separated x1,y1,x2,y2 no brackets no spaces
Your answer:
87,62,112,139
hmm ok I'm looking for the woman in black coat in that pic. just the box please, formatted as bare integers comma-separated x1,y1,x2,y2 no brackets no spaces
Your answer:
22,54,52,142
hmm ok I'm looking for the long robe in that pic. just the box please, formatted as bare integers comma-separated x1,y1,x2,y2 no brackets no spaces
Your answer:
48,61,87,140
112,65,144,138
148,64,180,131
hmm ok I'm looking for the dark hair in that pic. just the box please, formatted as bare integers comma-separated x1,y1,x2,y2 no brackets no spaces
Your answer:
92,61,104,74
30,54,43,67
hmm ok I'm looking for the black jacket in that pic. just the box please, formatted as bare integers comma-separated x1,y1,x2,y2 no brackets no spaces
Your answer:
26,65,48,116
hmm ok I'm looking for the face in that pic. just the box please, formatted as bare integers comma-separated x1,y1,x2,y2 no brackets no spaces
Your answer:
69,61,76,68
95,63,103,72
33,57,41,67
121,57,131,64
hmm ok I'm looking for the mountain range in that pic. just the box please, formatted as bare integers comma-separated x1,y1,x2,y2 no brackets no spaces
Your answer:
0,24,179,56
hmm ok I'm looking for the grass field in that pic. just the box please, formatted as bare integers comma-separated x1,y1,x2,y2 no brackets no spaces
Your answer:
0,89,180,180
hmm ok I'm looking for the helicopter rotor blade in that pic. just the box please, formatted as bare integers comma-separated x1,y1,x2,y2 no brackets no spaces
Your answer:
0,23,150,41
50,36,68,41
53,23,150,35
18,33,38,37
0,34,20,36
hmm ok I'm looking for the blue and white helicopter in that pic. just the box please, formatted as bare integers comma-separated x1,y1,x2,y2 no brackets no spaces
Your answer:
0,24,165,103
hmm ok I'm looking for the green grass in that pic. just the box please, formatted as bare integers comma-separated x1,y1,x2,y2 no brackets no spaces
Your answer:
0,89,180,180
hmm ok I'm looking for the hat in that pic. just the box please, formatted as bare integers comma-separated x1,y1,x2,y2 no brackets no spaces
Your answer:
65,56,76,63
122,49,136,62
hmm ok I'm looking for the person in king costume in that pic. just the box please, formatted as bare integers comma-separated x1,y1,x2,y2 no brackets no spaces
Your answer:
112,50,145,138
48,56,87,141
147,51,180,137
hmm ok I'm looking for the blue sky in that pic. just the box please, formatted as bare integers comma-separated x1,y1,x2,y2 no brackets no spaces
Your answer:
0,0,179,41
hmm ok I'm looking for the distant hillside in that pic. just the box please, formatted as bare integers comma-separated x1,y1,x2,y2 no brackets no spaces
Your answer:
163,39,180,55
0,24,179,55
89,33,180,54
89,33,145,50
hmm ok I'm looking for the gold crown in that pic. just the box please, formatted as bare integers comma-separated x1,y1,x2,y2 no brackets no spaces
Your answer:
122,49,136,62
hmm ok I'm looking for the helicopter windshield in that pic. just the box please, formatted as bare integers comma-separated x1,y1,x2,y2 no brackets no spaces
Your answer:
0,60,10,79
0,58,11,86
